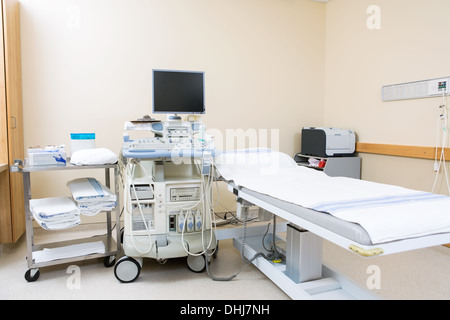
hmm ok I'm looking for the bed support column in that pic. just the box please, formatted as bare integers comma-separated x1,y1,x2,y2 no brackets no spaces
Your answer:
286,224,323,283
235,197,253,220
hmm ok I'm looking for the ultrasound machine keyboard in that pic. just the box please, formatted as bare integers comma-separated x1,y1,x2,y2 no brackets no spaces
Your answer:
125,138,206,152
122,138,212,158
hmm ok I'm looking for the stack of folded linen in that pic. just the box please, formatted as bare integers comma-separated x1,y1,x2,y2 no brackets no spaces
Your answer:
67,177,117,216
30,197,80,230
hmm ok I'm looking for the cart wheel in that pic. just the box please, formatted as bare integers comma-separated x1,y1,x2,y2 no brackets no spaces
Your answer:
114,256,141,283
187,254,206,273
24,268,40,282
103,255,116,268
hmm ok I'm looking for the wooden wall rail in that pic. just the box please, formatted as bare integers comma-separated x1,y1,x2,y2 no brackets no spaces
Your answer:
356,143,450,160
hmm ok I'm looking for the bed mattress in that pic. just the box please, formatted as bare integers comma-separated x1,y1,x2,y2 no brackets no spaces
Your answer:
238,186,374,246
216,149,450,245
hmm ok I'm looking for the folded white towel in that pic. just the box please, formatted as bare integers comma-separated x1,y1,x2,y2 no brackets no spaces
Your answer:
67,177,116,203
30,197,79,216
32,213,80,230
67,177,117,216
77,201,117,216
30,197,80,230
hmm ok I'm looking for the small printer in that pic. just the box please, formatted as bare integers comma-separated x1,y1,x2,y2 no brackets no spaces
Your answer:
301,127,356,157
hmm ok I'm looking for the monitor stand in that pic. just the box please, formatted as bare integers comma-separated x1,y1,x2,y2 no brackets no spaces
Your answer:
167,114,181,120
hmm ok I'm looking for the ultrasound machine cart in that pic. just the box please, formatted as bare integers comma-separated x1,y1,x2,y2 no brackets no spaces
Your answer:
114,118,217,282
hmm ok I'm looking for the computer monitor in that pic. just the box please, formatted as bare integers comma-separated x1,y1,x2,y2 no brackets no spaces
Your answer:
152,69,205,116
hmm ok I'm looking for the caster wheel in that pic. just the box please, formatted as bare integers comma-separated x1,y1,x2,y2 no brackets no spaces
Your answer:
187,254,206,273
24,268,40,282
114,256,141,283
103,255,116,268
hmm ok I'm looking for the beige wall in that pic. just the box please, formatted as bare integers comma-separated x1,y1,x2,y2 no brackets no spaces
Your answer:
19,0,450,213
19,0,326,209
325,0,450,194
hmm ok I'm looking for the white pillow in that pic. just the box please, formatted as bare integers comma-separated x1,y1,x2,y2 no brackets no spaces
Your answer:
70,148,118,165
215,148,297,180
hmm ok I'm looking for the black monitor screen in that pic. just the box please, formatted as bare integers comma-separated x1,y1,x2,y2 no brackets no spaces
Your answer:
152,69,205,114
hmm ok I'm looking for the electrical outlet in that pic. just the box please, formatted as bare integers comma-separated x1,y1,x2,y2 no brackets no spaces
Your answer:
429,78,449,96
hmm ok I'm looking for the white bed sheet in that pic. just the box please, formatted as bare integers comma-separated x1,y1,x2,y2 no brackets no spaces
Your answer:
215,149,450,244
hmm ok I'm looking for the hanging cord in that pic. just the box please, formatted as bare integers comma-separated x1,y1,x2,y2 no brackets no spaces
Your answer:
262,215,286,262
240,209,269,264
205,207,271,281
176,154,217,257
126,160,155,254
432,91,450,194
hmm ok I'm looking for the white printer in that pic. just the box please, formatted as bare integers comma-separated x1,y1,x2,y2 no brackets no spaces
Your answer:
301,127,356,157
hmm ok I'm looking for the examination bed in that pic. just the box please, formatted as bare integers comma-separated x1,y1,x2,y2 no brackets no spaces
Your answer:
214,149,450,299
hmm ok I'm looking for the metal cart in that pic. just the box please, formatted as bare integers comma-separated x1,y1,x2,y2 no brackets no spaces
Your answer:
11,159,122,282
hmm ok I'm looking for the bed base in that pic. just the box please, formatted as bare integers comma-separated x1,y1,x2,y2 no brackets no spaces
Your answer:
233,233,377,300
216,223,378,300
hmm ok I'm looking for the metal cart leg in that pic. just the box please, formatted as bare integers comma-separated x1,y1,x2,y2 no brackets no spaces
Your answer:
23,171,35,270
114,166,122,254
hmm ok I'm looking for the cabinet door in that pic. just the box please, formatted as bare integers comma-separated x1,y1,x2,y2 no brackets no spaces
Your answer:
0,170,12,243
3,0,24,243
0,0,12,244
